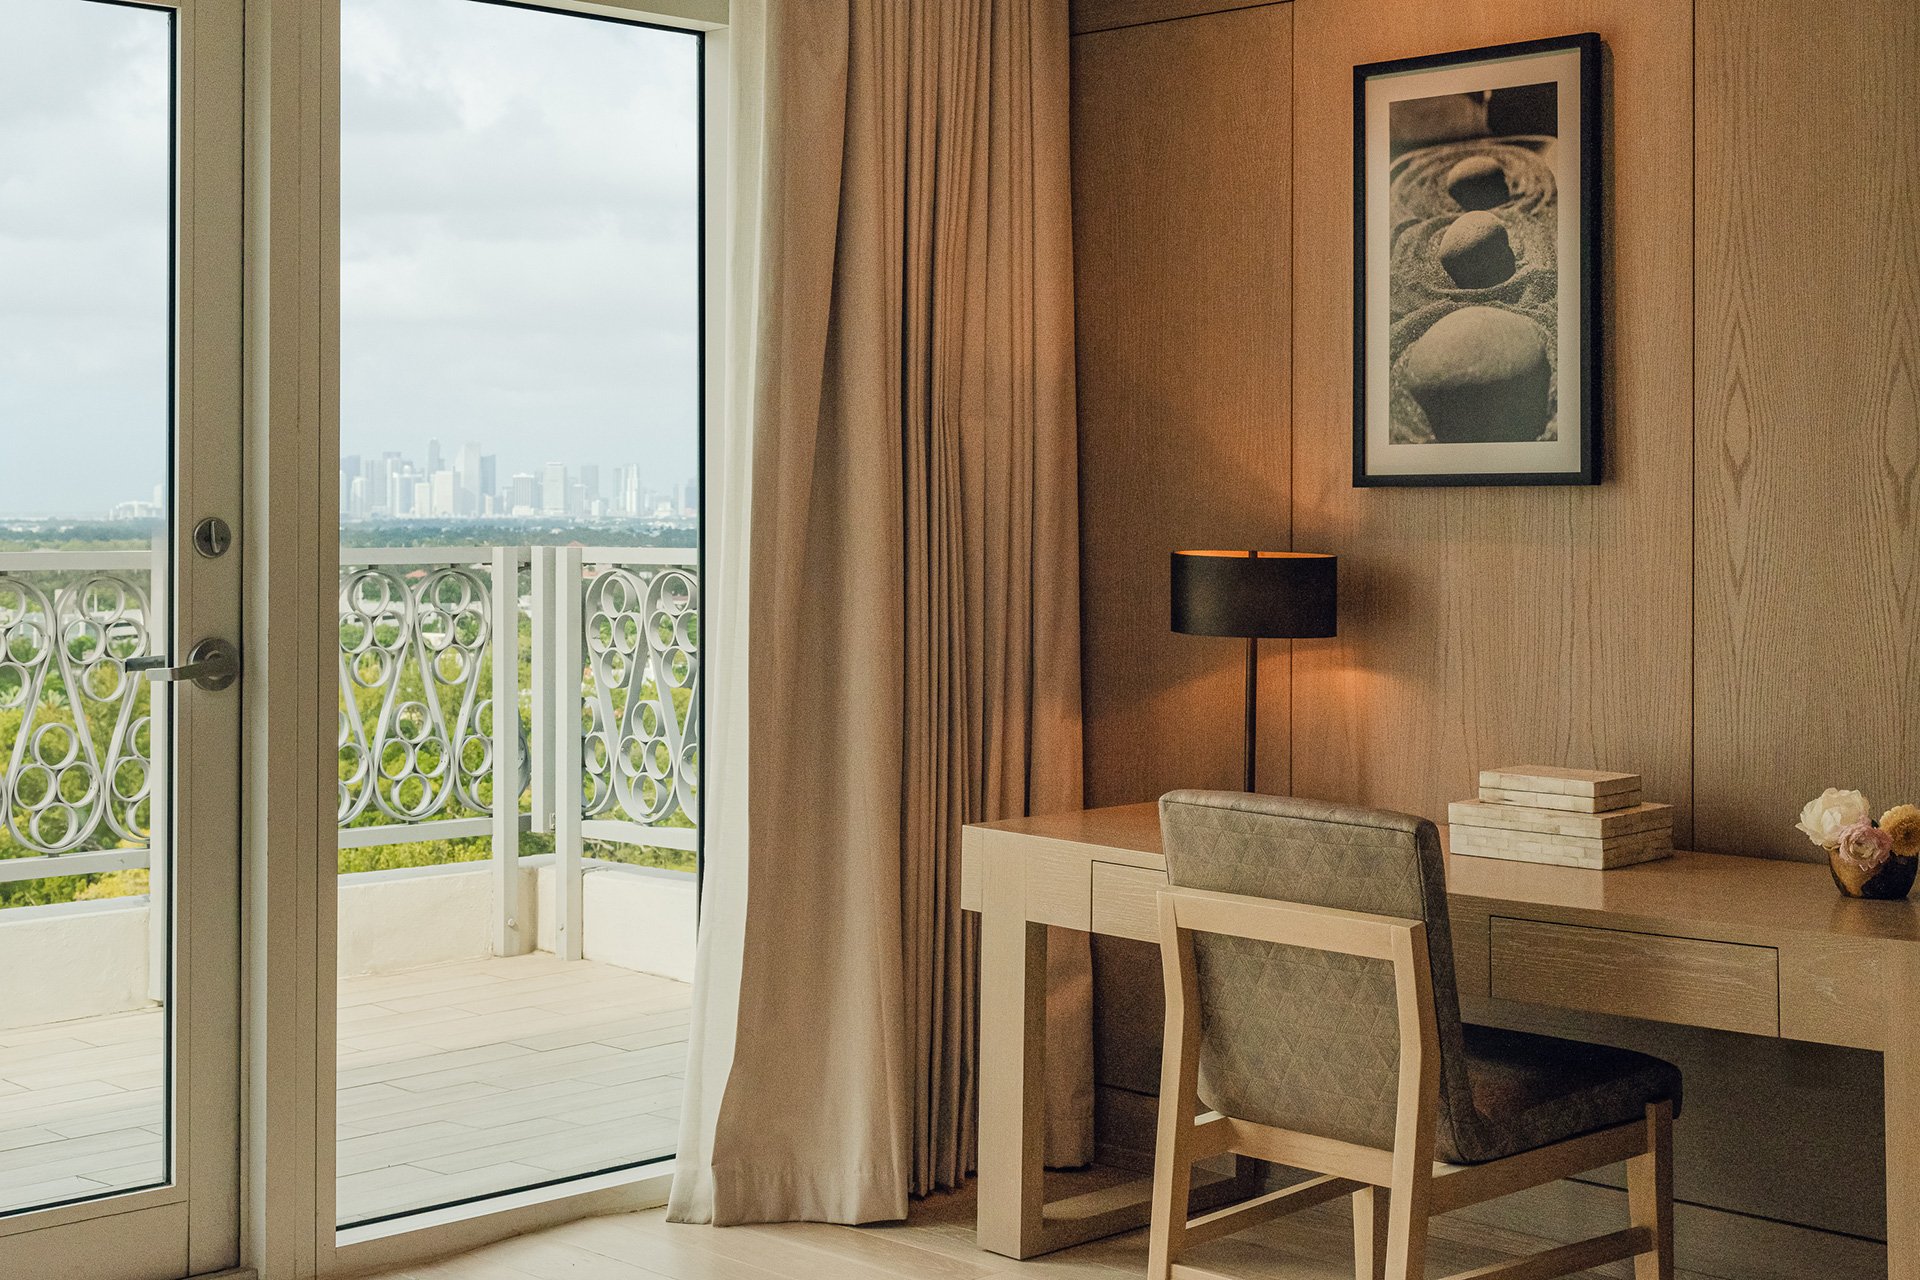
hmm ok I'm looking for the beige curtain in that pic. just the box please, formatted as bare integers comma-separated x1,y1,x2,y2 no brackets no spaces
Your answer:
669,0,1089,1226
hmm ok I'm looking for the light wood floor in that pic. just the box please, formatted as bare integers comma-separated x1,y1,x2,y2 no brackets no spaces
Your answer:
0,953,690,1224
356,1172,1719,1280
0,1004,164,1214
336,953,690,1224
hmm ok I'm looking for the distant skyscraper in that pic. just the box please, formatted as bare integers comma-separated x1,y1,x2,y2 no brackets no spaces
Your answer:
372,458,395,518
455,442,483,513
542,462,568,515
511,472,537,514
579,464,600,503
427,438,443,478
478,454,496,505
339,454,360,520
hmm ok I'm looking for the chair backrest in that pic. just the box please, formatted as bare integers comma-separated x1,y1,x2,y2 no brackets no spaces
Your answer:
1158,790,1477,1156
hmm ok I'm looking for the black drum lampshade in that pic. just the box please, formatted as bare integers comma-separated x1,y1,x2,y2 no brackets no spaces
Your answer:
1170,550,1338,792
1170,550,1338,640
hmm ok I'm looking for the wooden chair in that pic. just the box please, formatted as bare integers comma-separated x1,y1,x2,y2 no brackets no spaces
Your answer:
1148,791,1679,1280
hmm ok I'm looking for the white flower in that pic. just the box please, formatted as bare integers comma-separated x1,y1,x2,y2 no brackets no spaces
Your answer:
1797,788,1871,849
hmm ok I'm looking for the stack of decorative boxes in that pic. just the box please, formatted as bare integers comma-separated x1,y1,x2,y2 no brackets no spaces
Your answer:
1448,765,1673,869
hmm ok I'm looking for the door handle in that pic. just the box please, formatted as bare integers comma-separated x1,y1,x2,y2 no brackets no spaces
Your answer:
127,637,242,692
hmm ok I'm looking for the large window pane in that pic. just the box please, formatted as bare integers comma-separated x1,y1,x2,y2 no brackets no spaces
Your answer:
336,0,700,1228
0,0,175,1218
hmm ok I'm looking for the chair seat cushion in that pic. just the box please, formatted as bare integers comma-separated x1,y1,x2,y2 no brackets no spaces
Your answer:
1442,1024,1682,1165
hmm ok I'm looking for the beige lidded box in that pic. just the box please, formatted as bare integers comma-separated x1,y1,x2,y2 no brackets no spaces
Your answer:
1449,798,1672,839
1452,766,1671,870
1478,785,1641,813
1477,766,1642,813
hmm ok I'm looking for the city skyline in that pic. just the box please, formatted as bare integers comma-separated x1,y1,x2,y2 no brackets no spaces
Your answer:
49,437,698,525
340,439,696,523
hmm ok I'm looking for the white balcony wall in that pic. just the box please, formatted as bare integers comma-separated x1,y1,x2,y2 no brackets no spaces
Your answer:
336,857,695,982
337,862,502,976
535,862,697,985
0,857,694,1029
0,899,154,1031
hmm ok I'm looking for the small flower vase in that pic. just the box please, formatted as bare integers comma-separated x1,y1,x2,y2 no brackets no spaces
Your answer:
1827,845,1919,900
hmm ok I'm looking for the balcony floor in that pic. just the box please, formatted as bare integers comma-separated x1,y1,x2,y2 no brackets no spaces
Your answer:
0,953,690,1224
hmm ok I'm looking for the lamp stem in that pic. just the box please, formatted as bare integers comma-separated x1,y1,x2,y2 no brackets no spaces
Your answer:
1243,635,1258,794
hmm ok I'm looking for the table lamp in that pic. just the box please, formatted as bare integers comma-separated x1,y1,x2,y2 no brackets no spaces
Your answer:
1170,550,1337,793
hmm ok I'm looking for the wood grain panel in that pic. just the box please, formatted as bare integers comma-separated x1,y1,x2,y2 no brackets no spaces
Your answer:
1287,0,1696,845
1071,0,1283,37
1779,936,1887,1051
1024,845,1096,930
1489,917,1779,1036
1450,902,1492,1000
1694,0,1920,862
1072,4,1294,811
1090,861,1168,942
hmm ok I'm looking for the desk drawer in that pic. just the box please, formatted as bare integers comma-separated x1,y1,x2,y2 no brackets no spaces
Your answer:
1490,917,1779,1037
1091,862,1166,943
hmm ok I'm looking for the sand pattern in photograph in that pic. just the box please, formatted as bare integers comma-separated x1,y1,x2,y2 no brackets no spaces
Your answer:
1387,109,1561,445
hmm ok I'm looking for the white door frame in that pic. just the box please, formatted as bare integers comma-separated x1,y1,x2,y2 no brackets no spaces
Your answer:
241,2,726,1276
0,1,247,1276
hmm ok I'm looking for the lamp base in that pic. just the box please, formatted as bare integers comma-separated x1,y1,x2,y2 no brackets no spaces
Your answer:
1243,635,1258,794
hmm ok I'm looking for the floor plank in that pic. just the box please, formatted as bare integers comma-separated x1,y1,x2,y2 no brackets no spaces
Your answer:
0,953,690,1223
350,1179,1726,1280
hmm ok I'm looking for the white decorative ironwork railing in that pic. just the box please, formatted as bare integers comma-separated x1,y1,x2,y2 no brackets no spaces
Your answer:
1,545,701,920
0,549,164,885
336,547,532,851
571,547,700,839
549,546,700,959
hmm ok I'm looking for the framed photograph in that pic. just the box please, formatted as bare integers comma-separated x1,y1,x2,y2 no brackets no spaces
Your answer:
1353,33,1602,486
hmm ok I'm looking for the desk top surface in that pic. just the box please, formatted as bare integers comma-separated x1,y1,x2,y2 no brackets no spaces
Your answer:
966,802,1920,948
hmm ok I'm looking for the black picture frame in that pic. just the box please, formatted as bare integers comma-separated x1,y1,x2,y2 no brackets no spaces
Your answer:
1352,33,1603,487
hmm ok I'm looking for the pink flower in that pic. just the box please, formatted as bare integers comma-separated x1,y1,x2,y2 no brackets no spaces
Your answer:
1836,820,1894,875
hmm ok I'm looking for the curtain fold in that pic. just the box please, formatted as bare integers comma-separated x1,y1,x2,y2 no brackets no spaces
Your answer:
669,0,1087,1226
663,8,763,1226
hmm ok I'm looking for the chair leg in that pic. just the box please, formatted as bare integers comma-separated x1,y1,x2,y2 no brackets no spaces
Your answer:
1383,1172,1429,1280
1627,1100,1676,1280
1146,1101,1194,1277
1352,1186,1390,1280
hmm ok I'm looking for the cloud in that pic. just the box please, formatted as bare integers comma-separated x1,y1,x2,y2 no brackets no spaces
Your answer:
0,0,171,518
340,0,702,491
0,0,701,518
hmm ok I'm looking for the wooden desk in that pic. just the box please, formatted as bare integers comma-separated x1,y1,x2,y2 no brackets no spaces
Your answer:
960,803,1920,1268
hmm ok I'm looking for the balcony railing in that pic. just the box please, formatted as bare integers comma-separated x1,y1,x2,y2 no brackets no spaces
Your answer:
0,549,161,878
1,543,699,961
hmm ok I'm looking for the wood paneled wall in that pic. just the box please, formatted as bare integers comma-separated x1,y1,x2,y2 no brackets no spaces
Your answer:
1072,3,1295,813
1694,0,1920,861
1070,0,1918,1247
1289,0,1696,846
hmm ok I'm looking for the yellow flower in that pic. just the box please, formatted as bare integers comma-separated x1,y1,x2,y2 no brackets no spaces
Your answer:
1882,804,1920,858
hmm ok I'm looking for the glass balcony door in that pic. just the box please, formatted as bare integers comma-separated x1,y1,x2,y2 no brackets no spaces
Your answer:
332,0,703,1230
0,1,244,1275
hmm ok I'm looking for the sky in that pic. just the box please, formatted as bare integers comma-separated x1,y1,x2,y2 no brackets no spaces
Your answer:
0,0,170,518
0,0,701,519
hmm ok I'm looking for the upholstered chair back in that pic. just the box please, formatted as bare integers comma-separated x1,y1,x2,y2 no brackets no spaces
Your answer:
1158,790,1486,1159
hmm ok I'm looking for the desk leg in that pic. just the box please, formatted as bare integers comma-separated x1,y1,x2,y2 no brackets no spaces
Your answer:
1889,949,1920,1280
978,845,1048,1257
